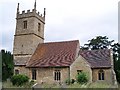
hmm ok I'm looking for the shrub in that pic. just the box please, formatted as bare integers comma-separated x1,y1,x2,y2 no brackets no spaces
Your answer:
71,79,75,84
65,78,71,85
11,74,29,86
76,72,88,84
65,78,75,85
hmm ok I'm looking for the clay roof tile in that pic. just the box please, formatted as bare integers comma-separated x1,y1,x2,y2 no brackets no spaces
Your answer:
26,40,79,67
79,49,111,68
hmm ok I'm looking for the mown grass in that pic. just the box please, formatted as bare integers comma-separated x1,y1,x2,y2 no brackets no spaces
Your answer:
66,82,113,88
88,82,111,88
40,82,118,88
2,80,119,89
2,80,18,88
2,79,34,88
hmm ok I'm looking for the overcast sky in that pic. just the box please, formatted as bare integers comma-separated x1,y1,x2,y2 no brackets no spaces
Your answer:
0,0,119,52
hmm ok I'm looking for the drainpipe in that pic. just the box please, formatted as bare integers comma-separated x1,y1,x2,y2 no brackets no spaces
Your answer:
69,66,70,81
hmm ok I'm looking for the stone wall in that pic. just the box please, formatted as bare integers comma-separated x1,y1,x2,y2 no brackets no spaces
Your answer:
13,34,43,55
29,67,69,84
92,68,113,84
14,55,31,65
14,66,30,77
70,55,92,83
15,15,44,39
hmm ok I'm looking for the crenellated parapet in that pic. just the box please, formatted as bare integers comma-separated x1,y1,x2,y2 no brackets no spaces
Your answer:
16,2,46,23
17,8,45,23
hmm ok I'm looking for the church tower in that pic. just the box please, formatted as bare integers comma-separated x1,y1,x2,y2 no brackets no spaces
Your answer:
13,1,46,66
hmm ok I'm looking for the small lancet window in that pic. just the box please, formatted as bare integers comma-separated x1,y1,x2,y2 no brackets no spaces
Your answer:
38,23,41,31
54,70,61,81
32,69,37,80
98,69,105,80
23,20,27,29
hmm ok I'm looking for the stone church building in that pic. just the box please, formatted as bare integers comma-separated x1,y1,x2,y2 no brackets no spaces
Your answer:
13,1,117,84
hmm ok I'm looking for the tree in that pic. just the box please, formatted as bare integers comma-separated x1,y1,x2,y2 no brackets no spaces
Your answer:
81,36,114,50
1,49,14,81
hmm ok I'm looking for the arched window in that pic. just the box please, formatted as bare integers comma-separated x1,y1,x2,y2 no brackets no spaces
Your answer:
54,70,61,81
32,69,37,80
98,69,104,80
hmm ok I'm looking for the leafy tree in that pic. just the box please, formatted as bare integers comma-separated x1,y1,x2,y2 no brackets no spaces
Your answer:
81,36,114,50
1,49,14,81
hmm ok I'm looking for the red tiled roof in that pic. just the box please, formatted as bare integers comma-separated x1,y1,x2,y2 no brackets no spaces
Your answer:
79,49,112,68
26,40,79,67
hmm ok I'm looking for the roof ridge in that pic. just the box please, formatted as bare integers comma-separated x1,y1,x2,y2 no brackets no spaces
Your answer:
42,40,79,44
80,48,110,52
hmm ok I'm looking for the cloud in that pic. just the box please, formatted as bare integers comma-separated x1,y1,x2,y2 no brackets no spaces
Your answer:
45,8,118,45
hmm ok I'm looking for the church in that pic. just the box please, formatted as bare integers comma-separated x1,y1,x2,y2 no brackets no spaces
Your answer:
13,1,117,84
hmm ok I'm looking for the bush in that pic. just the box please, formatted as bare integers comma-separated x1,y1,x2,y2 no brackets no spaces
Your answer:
71,79,75,84
11,74,29,86
65,78,75,85
76,72,88,84
65,78,71,85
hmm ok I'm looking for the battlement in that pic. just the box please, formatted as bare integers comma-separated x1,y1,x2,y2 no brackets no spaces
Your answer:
17,9,45,23
16,1,46,23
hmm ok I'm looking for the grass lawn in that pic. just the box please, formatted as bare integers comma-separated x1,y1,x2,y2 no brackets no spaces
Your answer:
2,80,18,88
66,82,113,88
33,82,117,88
2,79,34,89
2,80,119,89
88,82,111,88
